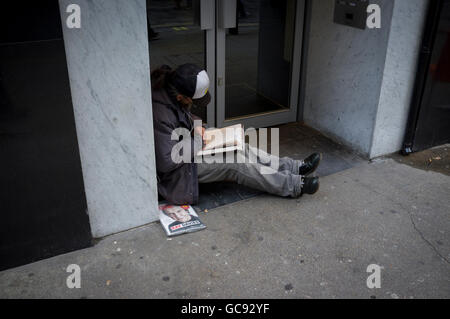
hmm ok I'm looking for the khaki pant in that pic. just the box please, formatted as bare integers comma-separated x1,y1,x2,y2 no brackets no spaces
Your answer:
197,144,304,198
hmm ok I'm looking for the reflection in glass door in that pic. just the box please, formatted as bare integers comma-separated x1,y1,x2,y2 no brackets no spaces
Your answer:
217,0,304,128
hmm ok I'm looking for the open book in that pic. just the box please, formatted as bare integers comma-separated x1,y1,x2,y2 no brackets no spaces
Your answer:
197,124,244,156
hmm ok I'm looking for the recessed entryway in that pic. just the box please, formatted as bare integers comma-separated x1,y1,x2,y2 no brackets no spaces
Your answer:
147,0,366,210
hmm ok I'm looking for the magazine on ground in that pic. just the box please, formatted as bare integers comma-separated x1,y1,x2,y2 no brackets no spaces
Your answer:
197,124,244,156
159,204,206,237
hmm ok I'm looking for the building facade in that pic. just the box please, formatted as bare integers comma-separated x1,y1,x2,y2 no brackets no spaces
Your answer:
1,0,449,270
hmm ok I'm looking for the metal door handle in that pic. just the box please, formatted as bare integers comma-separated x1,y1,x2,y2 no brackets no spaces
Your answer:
218,0,237,29
200,0,215,30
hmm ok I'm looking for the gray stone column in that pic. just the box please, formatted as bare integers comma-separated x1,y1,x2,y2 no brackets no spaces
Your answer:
59,0,159,237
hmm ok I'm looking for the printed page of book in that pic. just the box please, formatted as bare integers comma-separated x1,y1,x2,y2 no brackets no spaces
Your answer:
199,124,244,156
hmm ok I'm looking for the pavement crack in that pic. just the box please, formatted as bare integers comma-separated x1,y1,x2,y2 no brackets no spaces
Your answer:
407,211,450,265
353,179,450,265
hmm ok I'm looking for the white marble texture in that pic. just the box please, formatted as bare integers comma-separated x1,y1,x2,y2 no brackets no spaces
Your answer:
370,0,429,158
303,0,394,156
59,0,159,237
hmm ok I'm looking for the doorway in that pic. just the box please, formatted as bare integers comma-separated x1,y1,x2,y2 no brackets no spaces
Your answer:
147,0,305,128
147,0,367,211
403,0,450,153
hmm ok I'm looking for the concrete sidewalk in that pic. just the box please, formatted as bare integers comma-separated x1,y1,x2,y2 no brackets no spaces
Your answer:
0,159,449,299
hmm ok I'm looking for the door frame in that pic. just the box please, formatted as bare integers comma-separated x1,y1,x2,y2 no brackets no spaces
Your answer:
402,0,443,154
211,0,306,129
200,0,217,127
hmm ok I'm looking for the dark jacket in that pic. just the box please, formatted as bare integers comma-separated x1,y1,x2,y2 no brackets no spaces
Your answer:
152,87,200,205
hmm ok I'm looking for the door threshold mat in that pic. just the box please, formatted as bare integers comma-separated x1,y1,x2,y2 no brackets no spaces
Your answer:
195,182,263,212
157,183,262,214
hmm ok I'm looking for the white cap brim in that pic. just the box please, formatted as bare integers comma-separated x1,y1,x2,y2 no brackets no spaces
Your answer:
193,70,210,99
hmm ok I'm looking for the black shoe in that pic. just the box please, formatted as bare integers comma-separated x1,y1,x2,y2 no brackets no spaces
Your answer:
301,176,320,195
298,153,322,176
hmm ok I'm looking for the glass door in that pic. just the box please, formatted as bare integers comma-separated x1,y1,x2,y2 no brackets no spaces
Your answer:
147,0,216,126
147,0,304,129
216,0,305,128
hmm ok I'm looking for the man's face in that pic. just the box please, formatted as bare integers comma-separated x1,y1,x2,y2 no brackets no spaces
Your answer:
176,94,193,109
165,206,192,223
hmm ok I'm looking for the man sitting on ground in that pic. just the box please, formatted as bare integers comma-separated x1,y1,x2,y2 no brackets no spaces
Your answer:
151,63,321,205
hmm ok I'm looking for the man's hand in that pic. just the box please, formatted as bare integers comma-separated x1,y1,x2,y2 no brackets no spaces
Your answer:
194,126,206,142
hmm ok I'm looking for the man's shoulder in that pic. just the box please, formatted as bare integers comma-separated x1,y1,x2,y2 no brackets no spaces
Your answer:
152,88,172,106
152,89,177,122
